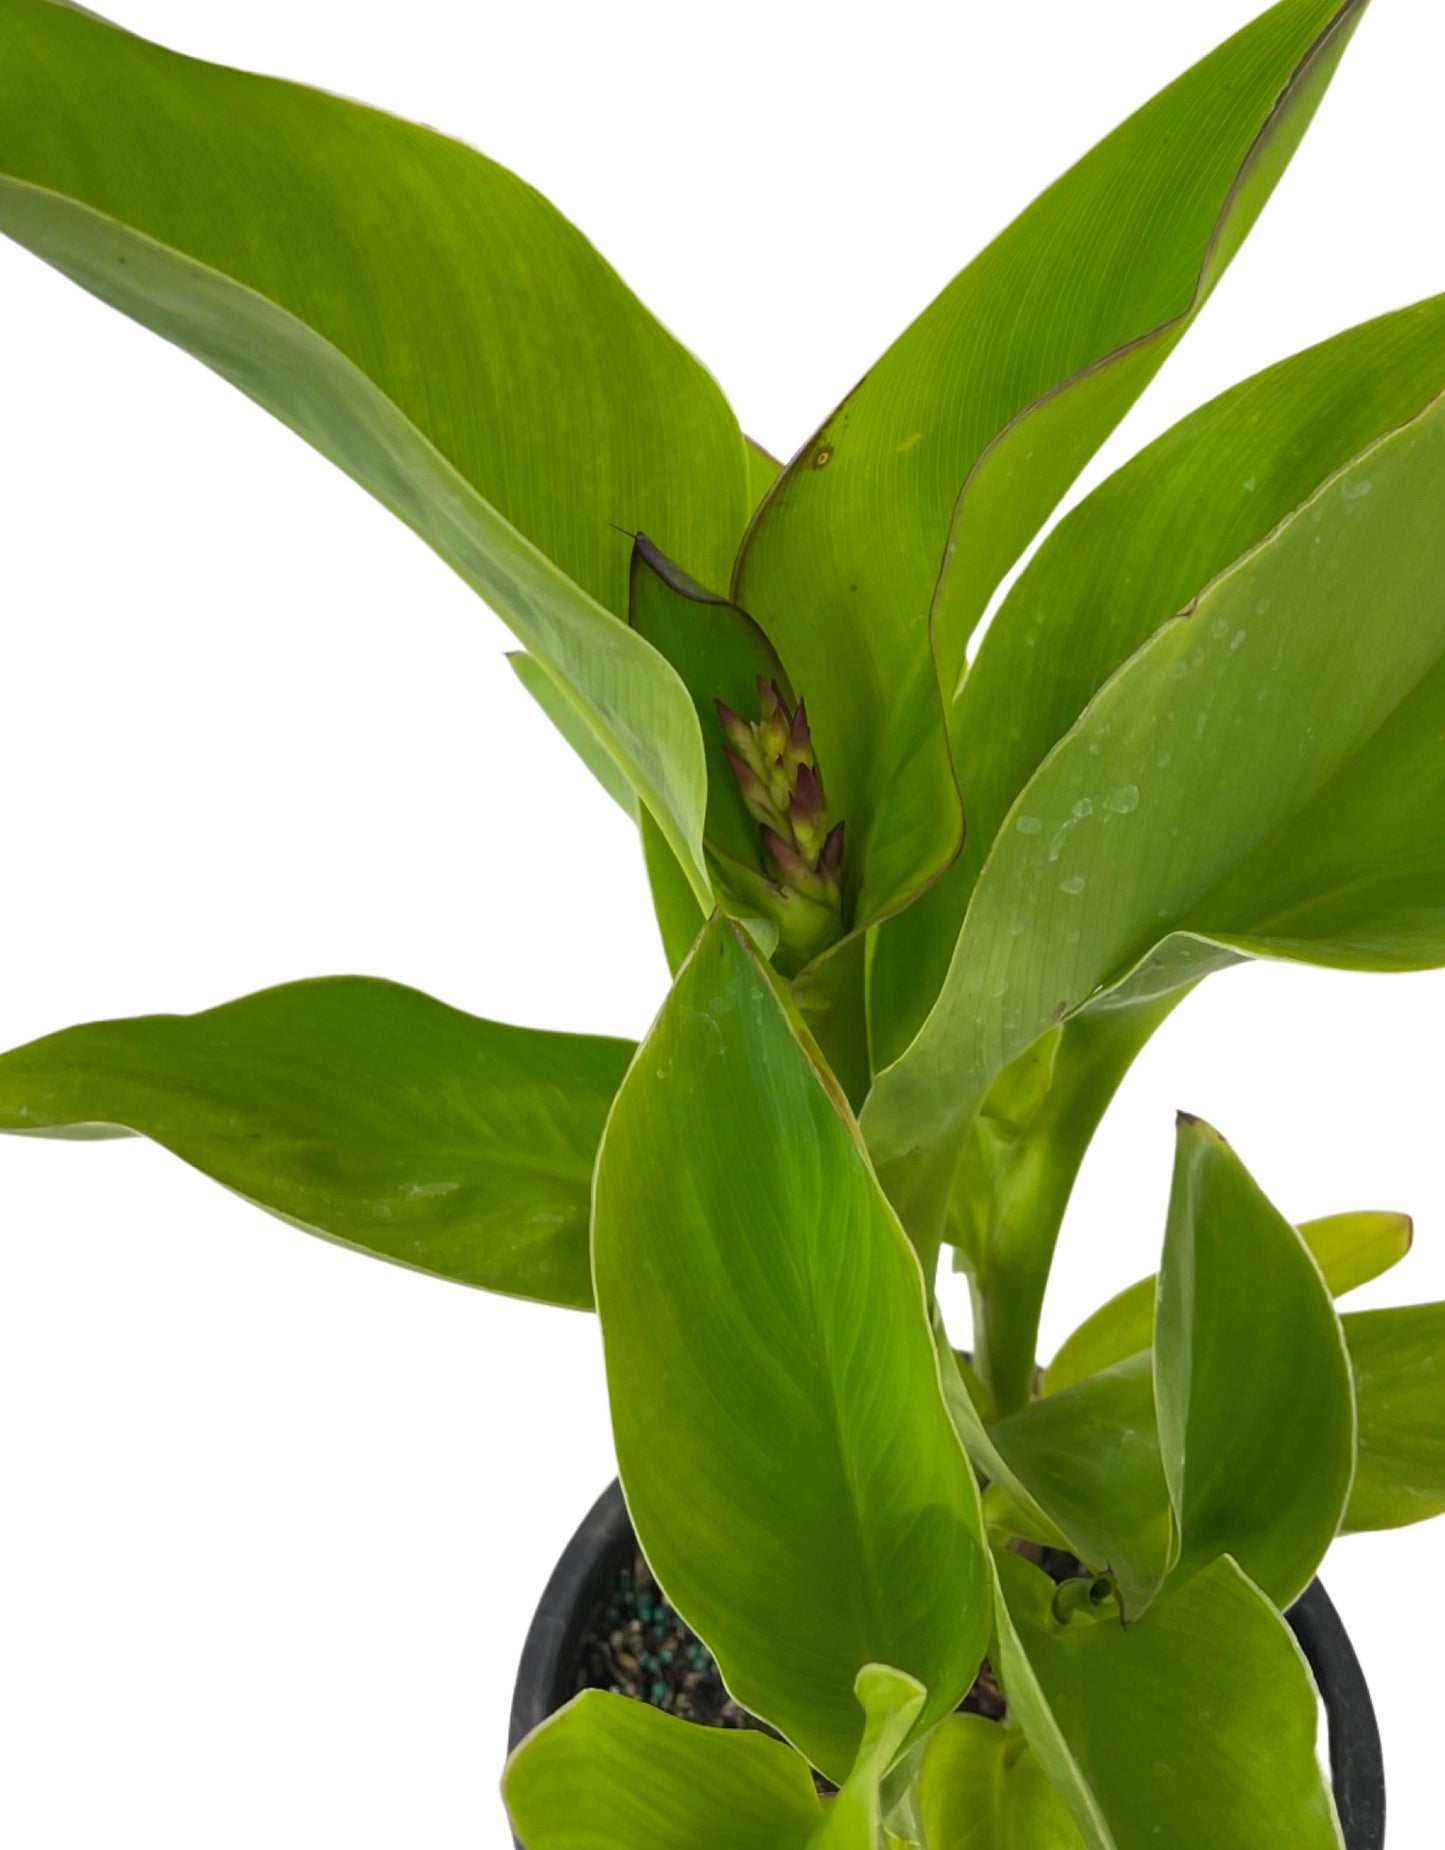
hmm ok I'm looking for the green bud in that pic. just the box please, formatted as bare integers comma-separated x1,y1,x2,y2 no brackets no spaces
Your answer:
718,680,847,958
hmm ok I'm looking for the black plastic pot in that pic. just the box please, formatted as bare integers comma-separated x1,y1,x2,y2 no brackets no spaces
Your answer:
509,1480,1385,1849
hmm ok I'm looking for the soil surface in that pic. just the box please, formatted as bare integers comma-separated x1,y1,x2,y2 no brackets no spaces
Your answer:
573,1540,1088,1755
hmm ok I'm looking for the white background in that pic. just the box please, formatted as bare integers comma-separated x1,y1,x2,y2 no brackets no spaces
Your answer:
1,0,1442,1841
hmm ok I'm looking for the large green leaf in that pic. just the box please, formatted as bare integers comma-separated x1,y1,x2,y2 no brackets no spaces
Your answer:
1045,1209,1412,1393
871,294,1445,1067
993,1549,1344,1850
1342,1303,1445,1532
1155,1117,1355,1607
866,370,1445,1246
918,1714,1087,1850
592,918,989,1783
0,0,754,903
503,1688,825,1850
503,1665,924,1850
0,977,631,1309
735,0,1364,943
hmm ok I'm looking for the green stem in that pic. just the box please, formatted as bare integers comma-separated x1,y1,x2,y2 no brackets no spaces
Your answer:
792,930,872,1113
962,992,1186,1418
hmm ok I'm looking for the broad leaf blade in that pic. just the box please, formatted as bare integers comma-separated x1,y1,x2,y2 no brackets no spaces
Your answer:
928,0,1369,684
871,293,1445,1069
918,1714,1088,1850
0,977,631,1309
0,0,752,900
994,1549,1345,1850
866,373,1445,1230
592,918,989,1783
503,1689,825,1850
1342,1303,1445,1531
1045,1209,1412,1393
504,1665,925,1850
735,0,1363,940
1155,1118,1355,1606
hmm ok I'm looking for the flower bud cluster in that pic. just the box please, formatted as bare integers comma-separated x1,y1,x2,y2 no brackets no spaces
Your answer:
717,680,845,912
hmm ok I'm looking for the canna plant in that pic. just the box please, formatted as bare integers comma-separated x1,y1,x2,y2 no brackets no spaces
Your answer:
4,0,1445,1844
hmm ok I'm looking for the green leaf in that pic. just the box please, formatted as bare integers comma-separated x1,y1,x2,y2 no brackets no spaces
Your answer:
503,1688,825,1850
503,1664,925,1850
989,1355,1174,1619
1045,1209,1413,1394
0,976,631,1310
592,917,989,1783
0,0,753,904
871,290,1445,1073
1342,1303,1445,1532
993,1549,1345,1850
866,364,1445,1240
735,0,1364,946
926,0,1369,686
918,1714,1088,1850
1155,1117,1355,1607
